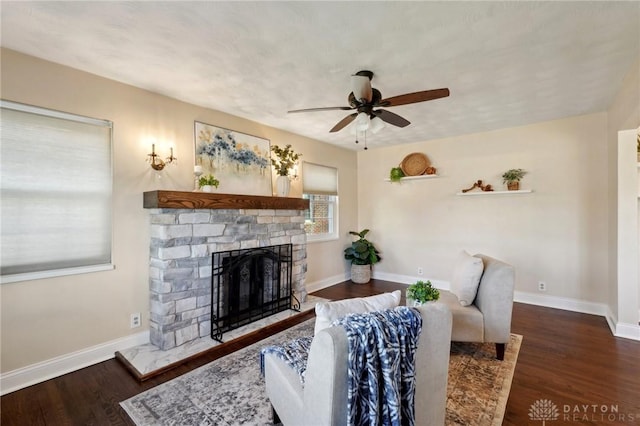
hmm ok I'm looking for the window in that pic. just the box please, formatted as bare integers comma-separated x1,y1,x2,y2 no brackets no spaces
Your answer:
0,100,113,283
302,162,338,241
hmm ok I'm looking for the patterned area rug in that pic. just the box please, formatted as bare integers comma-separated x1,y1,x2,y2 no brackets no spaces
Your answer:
121,319,521,426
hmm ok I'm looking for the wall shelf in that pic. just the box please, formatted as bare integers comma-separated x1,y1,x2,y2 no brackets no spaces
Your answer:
456,189,533,196
385,174,439,182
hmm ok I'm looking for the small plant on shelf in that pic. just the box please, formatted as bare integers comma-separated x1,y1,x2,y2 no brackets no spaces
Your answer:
198,174,220,192
406,280,440,305
501,168,526,190
389,167,405,182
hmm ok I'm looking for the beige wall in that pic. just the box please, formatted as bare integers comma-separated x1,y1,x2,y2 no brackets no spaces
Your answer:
357,112,609,303
0,48,357,372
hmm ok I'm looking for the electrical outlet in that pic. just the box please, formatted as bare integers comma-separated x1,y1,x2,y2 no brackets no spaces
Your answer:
417,267,424,276
130,313,141,328
538,281,546,292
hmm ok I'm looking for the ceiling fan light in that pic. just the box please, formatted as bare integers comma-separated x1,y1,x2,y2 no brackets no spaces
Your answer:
370,116,385,133
355,112,369,131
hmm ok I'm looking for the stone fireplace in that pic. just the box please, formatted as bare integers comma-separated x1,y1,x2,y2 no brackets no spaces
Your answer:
144,190,309,351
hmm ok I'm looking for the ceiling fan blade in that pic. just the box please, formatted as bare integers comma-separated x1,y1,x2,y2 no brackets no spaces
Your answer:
373,109,410,128
288,106,353,113
378,88,450,107
329,113,358,132
351,74,373,103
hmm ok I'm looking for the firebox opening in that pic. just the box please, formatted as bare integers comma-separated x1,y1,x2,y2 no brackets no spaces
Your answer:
211,244,299,342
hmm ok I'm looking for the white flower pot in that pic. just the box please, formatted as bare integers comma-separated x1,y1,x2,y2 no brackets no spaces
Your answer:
350,264,371,284
407,297,424,307
201,185,214,193
276,175,291,197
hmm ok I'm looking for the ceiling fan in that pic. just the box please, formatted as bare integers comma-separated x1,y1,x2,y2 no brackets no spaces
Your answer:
288,70,450,134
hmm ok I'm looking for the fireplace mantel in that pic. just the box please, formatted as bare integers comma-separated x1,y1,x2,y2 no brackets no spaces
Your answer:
143,190,309,210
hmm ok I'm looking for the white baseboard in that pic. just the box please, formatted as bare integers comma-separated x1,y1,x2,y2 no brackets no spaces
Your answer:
372,271,450,290
304,273,350,294
605,306,640,341
614,322,640,340
0,330,149,396
606,307,618,336
513,291,609,316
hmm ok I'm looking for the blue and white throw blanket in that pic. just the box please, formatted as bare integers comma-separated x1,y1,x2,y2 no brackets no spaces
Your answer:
260,335,313,384
334,307,423,426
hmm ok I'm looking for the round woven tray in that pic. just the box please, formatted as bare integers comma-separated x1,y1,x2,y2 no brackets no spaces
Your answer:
400,152,430,176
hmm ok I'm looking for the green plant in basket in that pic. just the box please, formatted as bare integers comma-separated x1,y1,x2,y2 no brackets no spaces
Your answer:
407,280,440,303
501,168,526,184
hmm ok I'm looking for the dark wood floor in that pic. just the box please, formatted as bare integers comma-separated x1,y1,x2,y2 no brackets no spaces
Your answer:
2,279,639,425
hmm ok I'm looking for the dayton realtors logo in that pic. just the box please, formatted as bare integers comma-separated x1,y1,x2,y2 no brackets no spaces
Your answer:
529,399,560,425
529,399,638,424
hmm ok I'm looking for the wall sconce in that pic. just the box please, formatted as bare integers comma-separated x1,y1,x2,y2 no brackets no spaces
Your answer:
147,144,177,170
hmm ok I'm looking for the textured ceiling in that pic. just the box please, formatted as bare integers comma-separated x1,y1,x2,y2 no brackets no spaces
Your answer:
1,1,638,150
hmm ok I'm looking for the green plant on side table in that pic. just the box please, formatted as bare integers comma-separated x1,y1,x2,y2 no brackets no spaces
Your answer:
406,280,440,306
198,174,220,192
501,168,526,191
344,229,381,284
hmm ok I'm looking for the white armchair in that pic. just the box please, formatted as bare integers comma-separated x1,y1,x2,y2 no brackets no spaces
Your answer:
438,253,515,360
263,303,453,426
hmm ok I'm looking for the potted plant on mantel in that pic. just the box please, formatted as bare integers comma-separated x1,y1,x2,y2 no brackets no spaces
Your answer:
271,144,301,197
502,168,527,191
343,229,381,284
198,174,220,192
406,280,440,306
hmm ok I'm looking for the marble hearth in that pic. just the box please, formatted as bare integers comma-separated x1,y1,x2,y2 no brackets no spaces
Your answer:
143,191,309,351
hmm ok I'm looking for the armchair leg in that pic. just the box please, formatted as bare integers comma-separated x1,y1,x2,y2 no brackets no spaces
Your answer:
271,404,281,425
495,343,505,361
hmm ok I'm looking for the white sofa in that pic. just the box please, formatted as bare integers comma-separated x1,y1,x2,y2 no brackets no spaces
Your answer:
263,302,453,426
438,253,515,360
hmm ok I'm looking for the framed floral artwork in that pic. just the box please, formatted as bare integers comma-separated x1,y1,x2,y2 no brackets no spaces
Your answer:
194,121,272,196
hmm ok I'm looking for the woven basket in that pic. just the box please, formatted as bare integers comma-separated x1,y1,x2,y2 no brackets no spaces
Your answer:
400,153,430,176
507,181,520,191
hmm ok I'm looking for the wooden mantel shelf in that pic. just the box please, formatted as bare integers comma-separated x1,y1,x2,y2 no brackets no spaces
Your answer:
143,190,309,210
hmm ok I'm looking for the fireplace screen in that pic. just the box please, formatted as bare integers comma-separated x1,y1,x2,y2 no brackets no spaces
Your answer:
211,244,299,342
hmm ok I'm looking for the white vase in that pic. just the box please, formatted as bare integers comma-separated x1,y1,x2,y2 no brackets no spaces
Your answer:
201,185,213,193
276,175,291,197
406,297,437,307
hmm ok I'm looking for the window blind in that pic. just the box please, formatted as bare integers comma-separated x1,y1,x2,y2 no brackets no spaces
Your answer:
302,162,338,195
0,100,113,281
